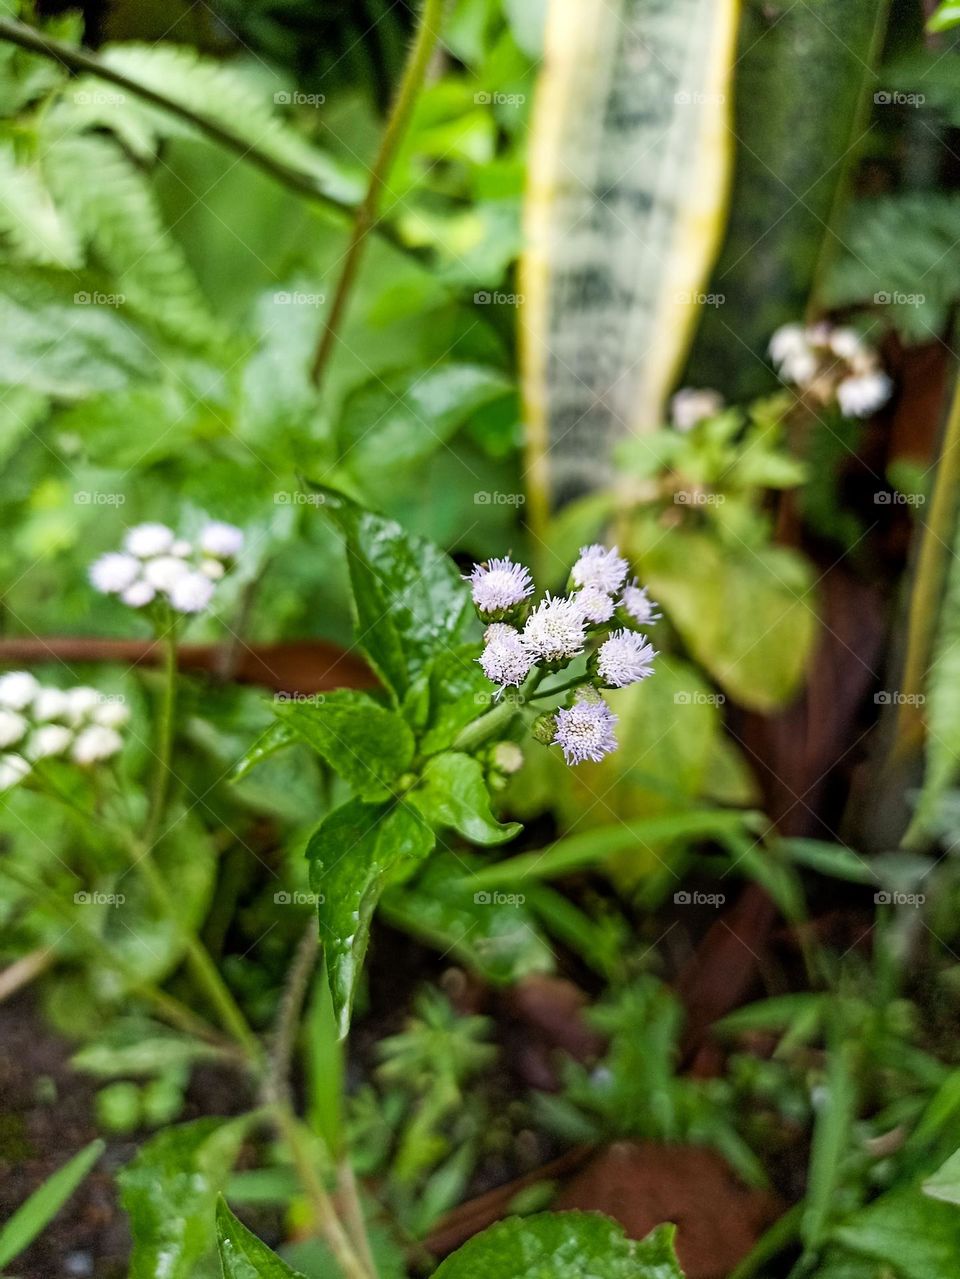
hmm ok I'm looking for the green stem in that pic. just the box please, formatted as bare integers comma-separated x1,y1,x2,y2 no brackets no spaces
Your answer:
144,619,178,850
527,674,590,704
452,695,523,754
309,0,446,386
336,1159,377,1279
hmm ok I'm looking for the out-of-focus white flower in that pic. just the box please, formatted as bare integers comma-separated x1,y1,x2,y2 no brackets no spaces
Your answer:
576,584,616,625
26,724,73,760
121,580,156,608
199,521,244,559
829,327,863,361
769,324,817,387
66,687,102,722
92,699,129,729
670,388,724,432
553,693,618,765
619,580,660,627
144,555,189,592
837,371,893,418
33,688,70,721
0,753,29,790
479,623,534,689
0,672,39,710
596,629,657,688
125,523,175,558
570,545,629,595
521,593,587,663
168,571,216,615
491,741,524,774
0,709,26,748
466,557,534,618
200,558,225,581
71,725,123,765
171,539,193,558
89,552,141,595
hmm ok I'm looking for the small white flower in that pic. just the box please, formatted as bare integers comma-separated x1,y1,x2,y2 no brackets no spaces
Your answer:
466,557,534,617
0,753,29,791
521,593,587,662
125,523,175,558
121,580,156,608
837,371,892,418
199,520,244,559
619,579,660,627
571,544,629,595
0,672,39,710
553,693,618,765
71,725,123,765
200,558,225,580
171,539,194,558
144,555,190,593
829,327,864,361
479,623,534,689
670,388,724,432
576,585,615,625
769,324,817,387
33,688,70,721
26,724,73,760
491,741,524,774
596,628,657,688
89,552,141,595
0,709,26,748
92,699,130,729
66,687,102,723
168,571,216,614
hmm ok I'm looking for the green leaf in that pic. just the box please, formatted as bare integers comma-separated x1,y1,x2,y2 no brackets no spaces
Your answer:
71,1021,221,1077
409,751,520,846
312,484,474,701
231,720,297,782
307,799,435,1037
781,839,879,886
929,2,960,32
338,363,512,477
215,1197,306,1278
433,1214,685,1278
275,690,415,801
835,1182,960,1279
380,851,555,985
119,1116,250,1279
924,1149,960,1207
0,143,82,268
414,644,493,756
0,1138,104,1270
803,1041,858,1250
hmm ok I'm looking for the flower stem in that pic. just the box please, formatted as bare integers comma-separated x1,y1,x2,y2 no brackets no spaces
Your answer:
527,675,590,704
144,618,178,850
309,0,446,387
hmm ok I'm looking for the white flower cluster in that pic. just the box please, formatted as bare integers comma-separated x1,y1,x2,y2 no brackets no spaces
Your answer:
768,322,892,418
470,547,659,765
89,520,244,615
0,671,129,791
670,387,724,432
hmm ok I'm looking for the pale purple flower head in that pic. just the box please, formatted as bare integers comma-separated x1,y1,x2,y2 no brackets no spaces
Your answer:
571,544,629,595
521,593,587,663
553,693,618,765
619,579,660,627
466,557,533,618
479,623,534,690
576,584,616,625
89,552,141,595
596,628,657,688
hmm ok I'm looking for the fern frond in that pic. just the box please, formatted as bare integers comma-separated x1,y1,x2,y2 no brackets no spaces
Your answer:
0,142,81,266
824,194,960,342
40,133,221,349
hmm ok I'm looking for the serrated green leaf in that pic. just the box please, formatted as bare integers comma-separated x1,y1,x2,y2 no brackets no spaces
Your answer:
215,1197,307,1278
409,751,520,846
433,1214,685,1278
307,798,435,1037
274,690,414,801
0,143,82,268
409,644,491,755
0,1138,104,1270
312,484,474,701
119,1116,250,1279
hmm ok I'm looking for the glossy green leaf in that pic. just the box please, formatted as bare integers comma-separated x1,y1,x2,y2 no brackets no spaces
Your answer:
406,644,491,756
215,1197,306,1278
409,751,521,846
929,2,960,32
275,691,415,801
433,1214,685,1278
924,1149,960,1207
0,1138,104,1270
307,798,435,1037
312,484,474,701
119,1116,250,1279
231,720,297,782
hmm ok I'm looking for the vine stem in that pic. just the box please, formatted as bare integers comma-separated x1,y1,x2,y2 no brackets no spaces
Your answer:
309,0,446,387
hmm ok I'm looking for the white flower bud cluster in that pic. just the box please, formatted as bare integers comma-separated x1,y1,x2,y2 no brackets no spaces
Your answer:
89,520,244,615
768,322,892,419
469,545,660,765
0,671,130,791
